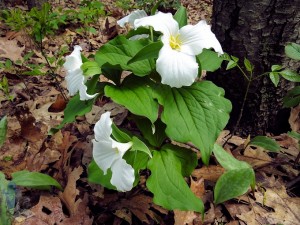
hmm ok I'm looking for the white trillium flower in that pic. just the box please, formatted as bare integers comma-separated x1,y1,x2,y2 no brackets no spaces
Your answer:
134,12,224,88
92,112,135,192
63,45,97,101
117,9,149,40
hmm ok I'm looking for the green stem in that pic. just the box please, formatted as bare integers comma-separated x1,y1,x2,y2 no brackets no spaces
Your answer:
150,26,154,42
252,72,271,81
236,64,250,81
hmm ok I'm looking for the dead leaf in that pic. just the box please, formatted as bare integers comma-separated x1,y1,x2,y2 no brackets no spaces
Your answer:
192,165,225,182
59,166,83,216
289,105,300,132
48,94,67,112
0,37,25,62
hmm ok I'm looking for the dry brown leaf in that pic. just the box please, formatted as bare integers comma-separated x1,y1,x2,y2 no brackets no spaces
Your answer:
48,94,67,112
237,187,300,225
59,166,83,216
0,37,25,62
289,105,300,132
192,165,225,182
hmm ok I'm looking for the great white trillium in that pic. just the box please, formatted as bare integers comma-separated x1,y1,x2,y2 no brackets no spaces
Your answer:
63,45,97,101
134,12,224,88
92,112,135,192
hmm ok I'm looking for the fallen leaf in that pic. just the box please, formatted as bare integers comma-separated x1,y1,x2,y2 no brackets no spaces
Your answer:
192,165,225,182
58,166,83,216
0,37,25,62
289,105,300,132
48,94,67,112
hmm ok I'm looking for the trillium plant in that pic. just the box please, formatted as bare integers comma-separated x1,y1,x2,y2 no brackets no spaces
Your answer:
59,6,255,215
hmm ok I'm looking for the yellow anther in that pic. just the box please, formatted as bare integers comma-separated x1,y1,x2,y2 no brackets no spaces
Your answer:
169,35,181,50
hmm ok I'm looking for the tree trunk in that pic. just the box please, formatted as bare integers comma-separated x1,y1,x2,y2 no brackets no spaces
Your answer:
210,0,300,136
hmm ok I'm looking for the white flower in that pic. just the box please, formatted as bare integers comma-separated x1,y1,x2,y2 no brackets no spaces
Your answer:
63,45,97,101
117,9,147,27
92,112,135,192
117,9,149,40
134,12,224,88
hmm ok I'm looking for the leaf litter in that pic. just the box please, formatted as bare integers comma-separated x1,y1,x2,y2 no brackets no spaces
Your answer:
0,0,299,224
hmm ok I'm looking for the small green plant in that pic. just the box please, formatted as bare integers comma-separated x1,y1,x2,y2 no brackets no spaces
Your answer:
0,75,13,101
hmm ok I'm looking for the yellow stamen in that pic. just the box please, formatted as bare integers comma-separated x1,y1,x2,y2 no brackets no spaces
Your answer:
169,35,181,50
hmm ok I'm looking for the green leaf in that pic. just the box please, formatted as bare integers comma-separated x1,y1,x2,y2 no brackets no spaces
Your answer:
213,144,255,204
0,172,15,225
89,26,97,34
0,116,7,147
105,76,159,123
95,36,153,76
285,43,300,60
22,69,46,76
81,61,101,77
101,63,122,85
231,56,239,63
287,131,300,141
154,81,232,165
249,136,280,152
128,41,163,65
213,144,251,171
279,69,300,82
147,150,204,213
173,6,187,28
214,168,254,204
283,86,300,108
111,123,132,143
12,171,62,190
226,60,237,70
161,144,198,177
271,64,283,72
87,160,116,190
269,72,280,87
244,58,254,72
131,136,152,158
197,49,224,72
134,117,167,147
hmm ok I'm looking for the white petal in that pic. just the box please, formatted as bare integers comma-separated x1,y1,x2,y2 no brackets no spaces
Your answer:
179,20,223,56
156,46,198,88
94,112,112,141
65,68,85,96
129,34,149,40
63,45,82,71
112,140,133,157
117,9,147,27
111,158,135,192
78,83,98,101
134,12,179,43
92,139,119,174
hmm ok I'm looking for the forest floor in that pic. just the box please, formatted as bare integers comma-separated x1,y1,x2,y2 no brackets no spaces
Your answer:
0,0,299,225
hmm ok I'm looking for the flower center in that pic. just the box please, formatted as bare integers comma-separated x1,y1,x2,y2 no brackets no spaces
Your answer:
169,35,182,50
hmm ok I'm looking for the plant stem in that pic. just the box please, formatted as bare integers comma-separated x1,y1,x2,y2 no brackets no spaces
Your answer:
150,26,154,42
39,30,67,101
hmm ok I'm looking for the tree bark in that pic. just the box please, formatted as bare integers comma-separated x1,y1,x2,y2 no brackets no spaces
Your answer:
211,0,300,136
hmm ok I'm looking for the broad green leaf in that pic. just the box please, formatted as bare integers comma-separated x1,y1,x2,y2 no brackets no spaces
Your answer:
0,172,15,225
271,65,283,72
81,61,101,77
213,144,255,204
285,43,300,60
173,6,187,28
279,69,300,82
154,81,232,165
131,136,152,158
287,131,300,141
197,49,224,72
12,171,62,190
214,168,254,204
111,123,132,143
128,41,163,64
213,144,251,170
250,136,280,152
226,60,237,70
95,36,153,76
283,86,300,108
147,150,204,213
161,144,197,177
134,117,167,147
101,63,122,85
105,76,159,123
88,160,116,190
126,27,150,39
244,58,254,72
0,116,7,147
231,56,239,63
269,72,280,87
